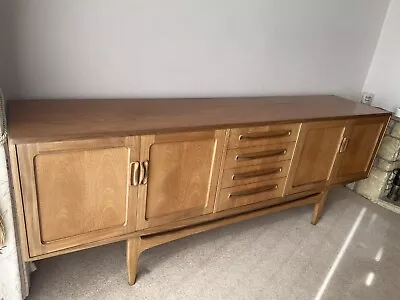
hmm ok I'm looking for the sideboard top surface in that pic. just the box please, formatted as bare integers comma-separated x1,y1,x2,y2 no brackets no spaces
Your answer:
8,95,390,144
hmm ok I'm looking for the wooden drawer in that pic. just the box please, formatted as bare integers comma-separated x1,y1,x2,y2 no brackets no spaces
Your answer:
224,142,295,169
216,178,286,212
221,160,290,188
228,123,300,149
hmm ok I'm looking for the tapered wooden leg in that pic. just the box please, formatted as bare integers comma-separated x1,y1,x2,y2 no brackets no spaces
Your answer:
311,191,328,225
127,237,141,285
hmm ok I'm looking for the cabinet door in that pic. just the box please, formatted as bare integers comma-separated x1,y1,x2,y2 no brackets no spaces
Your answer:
137,130,226,229
331,116,389,184
17,137,139,257
285,121,346,195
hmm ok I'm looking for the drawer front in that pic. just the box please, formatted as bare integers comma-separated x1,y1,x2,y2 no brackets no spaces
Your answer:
221,160,290,188
216,178,286,212
229,123,300,149
224,142,295,169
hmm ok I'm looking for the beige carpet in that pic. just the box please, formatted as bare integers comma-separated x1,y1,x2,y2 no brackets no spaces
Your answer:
28,188,400,300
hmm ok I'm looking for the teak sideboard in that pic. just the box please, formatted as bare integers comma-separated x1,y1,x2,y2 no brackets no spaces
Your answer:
7,96,390,285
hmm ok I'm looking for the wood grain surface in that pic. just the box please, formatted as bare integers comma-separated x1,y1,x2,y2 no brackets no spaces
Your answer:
8,96,390,144
216,178,286,212
136,130,226,229
17,137,140,256
224,142,295,169
331,116,389,183
221,160,290,188
8,96,391,268
284,120,346,195
228,123,300,148
34,147,130,242
145,139,214,219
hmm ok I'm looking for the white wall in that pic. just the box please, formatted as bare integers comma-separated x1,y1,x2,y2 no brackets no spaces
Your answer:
363,0,400,112
0,0,389,100
0,0,17,99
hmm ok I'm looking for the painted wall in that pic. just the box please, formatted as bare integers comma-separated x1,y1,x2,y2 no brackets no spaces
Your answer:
363,0,400,112
0,0,17,99
1,0,391,100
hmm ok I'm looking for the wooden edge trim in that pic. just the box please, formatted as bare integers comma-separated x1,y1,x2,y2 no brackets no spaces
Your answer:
213,129,230,213
7,143,30,260
366,115,391,177
9,113,392,145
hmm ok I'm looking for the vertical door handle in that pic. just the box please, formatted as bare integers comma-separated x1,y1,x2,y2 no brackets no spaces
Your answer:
142,161,149,185
139,160,149,185
131,162,140,186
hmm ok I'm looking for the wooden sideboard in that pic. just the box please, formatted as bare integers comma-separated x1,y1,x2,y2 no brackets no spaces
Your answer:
7,96,390,285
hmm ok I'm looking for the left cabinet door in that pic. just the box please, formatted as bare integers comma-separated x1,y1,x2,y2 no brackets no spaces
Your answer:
17,137,140,257
137,130,226,229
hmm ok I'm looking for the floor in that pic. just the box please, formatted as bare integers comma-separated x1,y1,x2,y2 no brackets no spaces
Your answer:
27,188,400,300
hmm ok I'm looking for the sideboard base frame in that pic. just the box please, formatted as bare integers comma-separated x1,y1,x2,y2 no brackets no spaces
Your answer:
126,191,326,285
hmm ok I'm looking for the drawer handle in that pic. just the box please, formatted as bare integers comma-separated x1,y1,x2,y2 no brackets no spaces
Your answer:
232,167,282,180
239,130,291,140
229,184,278,199
236,149,287,160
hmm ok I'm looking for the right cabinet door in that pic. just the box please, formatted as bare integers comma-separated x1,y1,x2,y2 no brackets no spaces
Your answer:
285,120,346,195
331,116,389,184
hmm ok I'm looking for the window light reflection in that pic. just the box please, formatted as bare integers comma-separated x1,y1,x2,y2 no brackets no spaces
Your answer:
365,272,375,286
314,207,367,300
375,247,383,262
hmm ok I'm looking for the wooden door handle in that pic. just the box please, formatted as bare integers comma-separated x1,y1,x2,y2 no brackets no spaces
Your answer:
239,130,291,140
141,161,149,185
232,167,282,180
229,184,278,199
134,161,149,185
236,149,287,161
131,162,140,186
